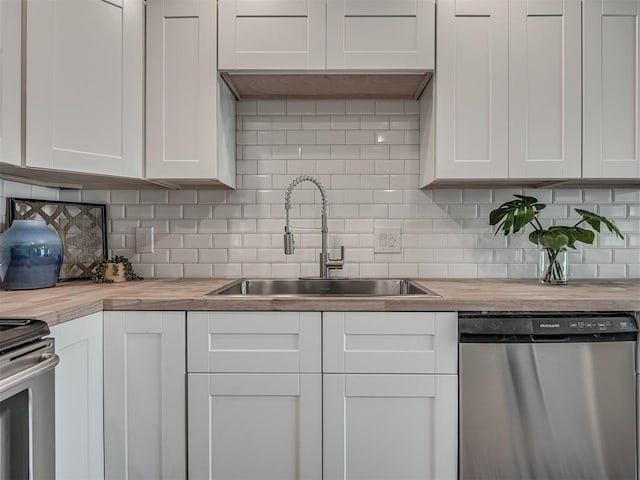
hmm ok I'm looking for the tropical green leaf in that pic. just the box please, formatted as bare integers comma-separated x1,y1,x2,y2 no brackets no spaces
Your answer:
575,209,624,239
535,230,570,250
489,195,545,235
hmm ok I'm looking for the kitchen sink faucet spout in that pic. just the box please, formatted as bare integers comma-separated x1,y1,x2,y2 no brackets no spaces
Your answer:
283,175,344,278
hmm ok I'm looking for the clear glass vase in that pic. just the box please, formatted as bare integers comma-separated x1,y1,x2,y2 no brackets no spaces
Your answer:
538,247,568,285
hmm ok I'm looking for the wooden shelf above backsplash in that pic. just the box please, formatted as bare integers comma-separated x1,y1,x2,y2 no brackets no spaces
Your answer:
221,72,432,100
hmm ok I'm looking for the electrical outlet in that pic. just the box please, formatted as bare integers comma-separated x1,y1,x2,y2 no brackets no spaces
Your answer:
374,227,402,253
135,227,154,254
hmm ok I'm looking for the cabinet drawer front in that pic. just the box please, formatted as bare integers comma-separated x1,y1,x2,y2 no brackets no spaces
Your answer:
187,312,321,373
323,312,457,374
188,373,322,480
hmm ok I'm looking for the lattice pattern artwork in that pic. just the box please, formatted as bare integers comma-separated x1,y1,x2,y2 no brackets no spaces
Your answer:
8,198,108,280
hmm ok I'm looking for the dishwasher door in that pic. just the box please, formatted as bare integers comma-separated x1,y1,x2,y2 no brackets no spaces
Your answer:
459,314,637,480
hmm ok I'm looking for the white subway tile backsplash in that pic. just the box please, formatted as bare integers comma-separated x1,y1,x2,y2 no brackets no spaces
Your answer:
2,103,638,280
346,130,375,145
375,130,405,145
140,190,168,205
169,190,197,204
257,100,286,115
346,99,375,114
184,264,213,277
287,100,316,115
375,100,405,115
316,100,346,115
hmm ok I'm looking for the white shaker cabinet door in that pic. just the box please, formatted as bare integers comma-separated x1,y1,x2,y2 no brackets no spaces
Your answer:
435,0,509,179
323,311,458,374
103,311,186,480
25,0,143,177
0,0,22,166
508,0,582,179
326,0,435,70
323,374,458,480
583,0,640,178
218,0,326,70
146,0,236,185
188,373,322,480
51,312,104,480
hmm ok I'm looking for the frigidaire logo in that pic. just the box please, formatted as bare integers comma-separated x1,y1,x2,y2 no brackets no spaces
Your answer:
539,323,560,328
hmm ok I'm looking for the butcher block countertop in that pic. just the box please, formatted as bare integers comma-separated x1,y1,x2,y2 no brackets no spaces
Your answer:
1,278,639,326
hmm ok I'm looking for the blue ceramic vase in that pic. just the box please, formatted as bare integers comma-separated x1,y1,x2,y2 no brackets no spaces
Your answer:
0,220,64,290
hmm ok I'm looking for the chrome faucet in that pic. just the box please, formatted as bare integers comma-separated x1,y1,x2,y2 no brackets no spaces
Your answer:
283,175,344,278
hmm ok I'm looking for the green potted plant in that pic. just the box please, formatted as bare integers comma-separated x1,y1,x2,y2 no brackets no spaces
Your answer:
489,195,624,284
91,255,143,283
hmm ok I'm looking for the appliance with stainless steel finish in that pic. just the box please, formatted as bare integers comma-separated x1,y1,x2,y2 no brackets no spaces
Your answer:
283,175,345,278
459,312,637,480
0,319,59,480
207,278,438,296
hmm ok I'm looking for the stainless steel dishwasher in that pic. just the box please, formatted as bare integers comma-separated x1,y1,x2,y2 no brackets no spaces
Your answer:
459,312,637,480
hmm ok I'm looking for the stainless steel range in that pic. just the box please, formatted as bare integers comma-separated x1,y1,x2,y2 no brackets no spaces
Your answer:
0,319,59,479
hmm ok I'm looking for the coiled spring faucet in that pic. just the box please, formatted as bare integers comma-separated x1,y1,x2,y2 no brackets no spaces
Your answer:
284,175,344,278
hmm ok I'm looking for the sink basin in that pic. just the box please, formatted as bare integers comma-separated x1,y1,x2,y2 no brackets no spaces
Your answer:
207,278,438,296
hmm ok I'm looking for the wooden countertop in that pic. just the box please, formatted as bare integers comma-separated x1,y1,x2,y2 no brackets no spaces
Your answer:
1,278,638,326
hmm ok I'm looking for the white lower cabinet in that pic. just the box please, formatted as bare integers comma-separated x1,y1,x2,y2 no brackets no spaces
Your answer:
186,311,458,480
51,312,104,480
103,311,186,480
188,373,322,480
323,374,457,480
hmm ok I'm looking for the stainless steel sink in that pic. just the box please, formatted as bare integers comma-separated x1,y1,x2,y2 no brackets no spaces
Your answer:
207,278,438,296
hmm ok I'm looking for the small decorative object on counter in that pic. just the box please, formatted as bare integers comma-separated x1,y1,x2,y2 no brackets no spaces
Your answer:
489,195,624,285
91,256,143,283
0,219,64,290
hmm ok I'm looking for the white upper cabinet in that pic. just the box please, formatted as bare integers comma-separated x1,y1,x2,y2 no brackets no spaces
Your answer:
219,0,326,70
425,0,584,185
509,0,582,179
146,0,236,186
326,0,435,70
583,0,640,178
433,0,509,180
0,0,22,166
25,0,144,178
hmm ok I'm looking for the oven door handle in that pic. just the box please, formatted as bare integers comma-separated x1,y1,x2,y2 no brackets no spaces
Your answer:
0,353,60,394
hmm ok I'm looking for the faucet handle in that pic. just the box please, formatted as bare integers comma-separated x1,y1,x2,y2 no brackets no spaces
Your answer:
327,246,345,269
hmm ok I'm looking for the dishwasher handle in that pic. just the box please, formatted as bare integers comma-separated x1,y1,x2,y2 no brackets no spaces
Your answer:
0,353,59,394
530,334,570,343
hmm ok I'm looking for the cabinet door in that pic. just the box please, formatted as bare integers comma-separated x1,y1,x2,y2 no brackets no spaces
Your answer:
25,0,143,177
104,311,186,480
146,0,236,186
218,0,326,70
51,312,104,480
323,312,457,374
0,0,21,166
326,0,435,70
435,0,509,179
323,374,457,480
509,0,581,179
583,0,640,178
188,373,322,480
188,311,321,373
